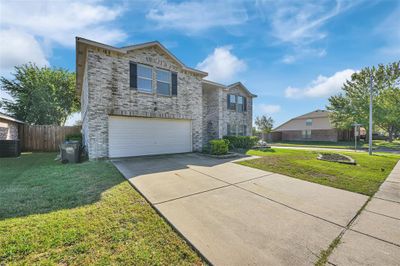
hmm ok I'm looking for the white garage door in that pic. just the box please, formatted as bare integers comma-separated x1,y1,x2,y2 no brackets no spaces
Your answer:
108,116,192,158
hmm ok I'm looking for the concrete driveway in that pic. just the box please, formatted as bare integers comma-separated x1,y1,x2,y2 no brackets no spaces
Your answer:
112,153,368,265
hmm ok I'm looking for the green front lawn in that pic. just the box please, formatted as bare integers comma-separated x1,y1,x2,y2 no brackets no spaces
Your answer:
372,139,400,150
270,140,400,151
239,149,399,196
270,140,357,149
0,153,202,265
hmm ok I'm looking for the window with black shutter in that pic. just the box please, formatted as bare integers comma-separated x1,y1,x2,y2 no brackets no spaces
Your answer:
129,62,137,89
171,72,177,96
156,68,171,95
228,94,236,111
137,64,153,93
237,96,244,112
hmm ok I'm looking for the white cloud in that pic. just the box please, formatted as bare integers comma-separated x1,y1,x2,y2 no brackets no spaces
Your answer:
285,69,355,99
282,48,326,64
282,55,296,64
0,29,49,75
258,104,281,114
256,0,359,45
0,0,125,75
146,1,248,32
196,46,247,83
0,1,125,47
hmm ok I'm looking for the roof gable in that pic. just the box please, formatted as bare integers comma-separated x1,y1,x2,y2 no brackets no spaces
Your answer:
227,82,257,97
202,80,257,97
122,41,186,69
0,113,25,124
273,110,331,131
76,37,207,76
296,110,330,119
76,37,207,96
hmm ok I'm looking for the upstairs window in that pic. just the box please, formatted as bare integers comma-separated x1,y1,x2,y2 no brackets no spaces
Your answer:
237,96,244,112
137,64,153,93
228,94,236,110
306,119,312,126
156,68,171,96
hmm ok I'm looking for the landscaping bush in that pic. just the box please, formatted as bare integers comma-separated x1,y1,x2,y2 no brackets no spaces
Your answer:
222,136,259,149
209,139,229,155
65,133,82,143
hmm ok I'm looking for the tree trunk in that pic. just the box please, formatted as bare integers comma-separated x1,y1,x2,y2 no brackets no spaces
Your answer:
388,126,394,142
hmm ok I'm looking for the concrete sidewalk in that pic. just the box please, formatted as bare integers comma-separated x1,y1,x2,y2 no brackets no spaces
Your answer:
329,160,400,265
112,153,369,265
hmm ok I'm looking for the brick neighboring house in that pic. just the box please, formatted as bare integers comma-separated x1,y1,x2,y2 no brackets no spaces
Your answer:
272,110,352,142
0,113,24,140
76,37,256,159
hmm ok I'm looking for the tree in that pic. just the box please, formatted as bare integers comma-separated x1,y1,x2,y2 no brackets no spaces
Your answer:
255,115,274,133
327,61,400,142
252,127,258,136
0,63,79,125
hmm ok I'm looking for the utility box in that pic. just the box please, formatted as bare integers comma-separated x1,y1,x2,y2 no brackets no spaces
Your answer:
0,140,21,157
60,141,80,163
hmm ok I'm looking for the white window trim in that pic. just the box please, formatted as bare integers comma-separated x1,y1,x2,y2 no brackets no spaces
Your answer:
237,96,244,112
137,64,153,93
302,129,312,139
156,68,172,96
228,94,237,111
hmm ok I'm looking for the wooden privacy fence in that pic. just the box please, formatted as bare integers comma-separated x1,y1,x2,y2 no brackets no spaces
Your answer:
19,125,81,152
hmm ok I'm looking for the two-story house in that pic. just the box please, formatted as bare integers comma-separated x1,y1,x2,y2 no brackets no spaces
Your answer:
76,37,256,159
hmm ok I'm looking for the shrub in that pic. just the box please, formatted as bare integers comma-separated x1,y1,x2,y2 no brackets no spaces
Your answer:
222,136,259,149
65,133,82,143
209,139,229,155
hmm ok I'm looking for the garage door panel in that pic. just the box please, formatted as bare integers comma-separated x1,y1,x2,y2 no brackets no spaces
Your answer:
108,116,192,158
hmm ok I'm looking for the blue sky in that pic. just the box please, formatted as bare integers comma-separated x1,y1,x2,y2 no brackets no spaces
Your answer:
0,0,399,126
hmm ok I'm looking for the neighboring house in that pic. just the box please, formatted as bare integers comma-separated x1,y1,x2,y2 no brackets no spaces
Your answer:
272,110,352,142
76,37,256,159
0,113,24,140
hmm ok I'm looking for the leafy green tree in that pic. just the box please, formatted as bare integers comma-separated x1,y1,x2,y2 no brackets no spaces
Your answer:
327,61,400,142
252,127,258,136
0,63,79,125
255,115,274,133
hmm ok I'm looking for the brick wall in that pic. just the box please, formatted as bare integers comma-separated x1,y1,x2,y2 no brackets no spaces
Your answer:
282,129,338,142
83,46,203,159
221,85,253,137
202,87,221,146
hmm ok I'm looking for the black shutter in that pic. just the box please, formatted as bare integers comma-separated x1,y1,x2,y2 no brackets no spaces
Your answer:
171,72,178,96
243,97,247,111
129,62,137,89
227,94,230,109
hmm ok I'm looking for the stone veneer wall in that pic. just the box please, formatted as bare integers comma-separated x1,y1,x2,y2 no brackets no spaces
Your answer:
221,85,253,136
81,59,89,150
84,46,203,159
202,87,222,146
0,118,18,140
